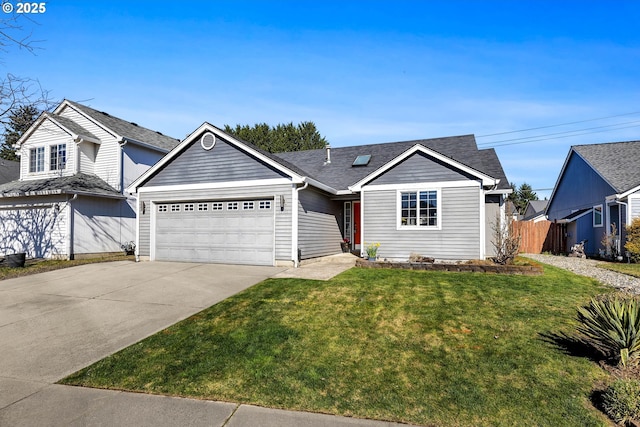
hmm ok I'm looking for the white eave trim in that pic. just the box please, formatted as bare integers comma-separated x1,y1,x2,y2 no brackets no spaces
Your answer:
348,144,498,192
15,112,100,147
127,122,306,193
136,178,295,194
614,183,640,200
120,137,171,153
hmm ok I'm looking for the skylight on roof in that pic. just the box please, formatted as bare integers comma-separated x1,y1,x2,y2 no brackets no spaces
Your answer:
352,154,371,166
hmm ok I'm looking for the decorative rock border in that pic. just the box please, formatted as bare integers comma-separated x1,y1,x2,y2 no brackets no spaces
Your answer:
356,259,543,275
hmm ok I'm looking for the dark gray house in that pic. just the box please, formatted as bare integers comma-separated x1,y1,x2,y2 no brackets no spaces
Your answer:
128,123,511,266
546,140,640,256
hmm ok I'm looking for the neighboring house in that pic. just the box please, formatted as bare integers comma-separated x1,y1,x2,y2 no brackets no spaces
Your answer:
0,100,179,259
546,140,640,256
0,159,20,184
127,123,511,266
522,199,548,222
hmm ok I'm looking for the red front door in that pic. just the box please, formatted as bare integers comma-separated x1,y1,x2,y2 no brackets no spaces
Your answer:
353,202,361,245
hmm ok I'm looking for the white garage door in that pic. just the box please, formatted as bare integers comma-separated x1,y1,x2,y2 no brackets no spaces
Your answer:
154,199,275,265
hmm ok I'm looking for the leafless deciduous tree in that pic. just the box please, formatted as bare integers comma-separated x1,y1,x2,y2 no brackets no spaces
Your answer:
0,13,53,127
491,210,521,265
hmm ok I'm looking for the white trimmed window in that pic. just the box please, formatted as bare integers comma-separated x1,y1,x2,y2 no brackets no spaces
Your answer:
212,202,223,211
398,189,440,229
171,204,180,212
198,203,208,211
243,201,254,210
227,202,239,210
184,203,194,212
29,147,45,172
50,144,67,170
259,201,272,209
594,204,603,227
158,205,168,212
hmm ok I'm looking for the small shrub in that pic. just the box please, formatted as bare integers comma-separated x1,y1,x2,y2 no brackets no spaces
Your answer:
626,217,640,263
491,212,521,265
577,294,640,367
602,379,640,425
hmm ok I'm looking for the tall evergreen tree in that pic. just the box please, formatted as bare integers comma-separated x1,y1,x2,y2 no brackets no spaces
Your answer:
1,104,39,160
224,121,327,153
508,182,538,215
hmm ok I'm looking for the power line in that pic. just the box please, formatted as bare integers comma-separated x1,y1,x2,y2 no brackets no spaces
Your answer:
482,123,640,148
476,111,640,138
477,119,640,147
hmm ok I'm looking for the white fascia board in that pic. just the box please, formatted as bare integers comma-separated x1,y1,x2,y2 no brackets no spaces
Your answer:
361,180,480,192
616,184,640,200
305,177,339,195
485,188,512,195
136,178,294,194
121,137,169,153
349,144,497,192
57,100,119,140
15,112,49,147
128,122,305,193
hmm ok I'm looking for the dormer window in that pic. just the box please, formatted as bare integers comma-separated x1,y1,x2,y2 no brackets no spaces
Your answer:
29,147,45,172
50,144,67,170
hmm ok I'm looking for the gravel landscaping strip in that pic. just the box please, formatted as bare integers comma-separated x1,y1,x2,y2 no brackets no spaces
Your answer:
522,253,640,294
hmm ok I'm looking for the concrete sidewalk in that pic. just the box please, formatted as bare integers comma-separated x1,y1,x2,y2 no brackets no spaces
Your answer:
0,258,418,426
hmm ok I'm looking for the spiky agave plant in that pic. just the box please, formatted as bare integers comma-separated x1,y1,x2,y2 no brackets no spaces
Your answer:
577,294,640,367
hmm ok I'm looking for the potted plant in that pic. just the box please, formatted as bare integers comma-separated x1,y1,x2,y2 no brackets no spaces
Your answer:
365,242,380,260
341,237,350,253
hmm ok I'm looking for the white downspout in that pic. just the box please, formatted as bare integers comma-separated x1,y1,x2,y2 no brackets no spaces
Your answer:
292,179,309,267
66,194,78,260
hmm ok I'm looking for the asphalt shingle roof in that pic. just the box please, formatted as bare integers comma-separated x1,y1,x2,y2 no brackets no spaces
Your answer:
573,140,640,193
65,100,180,151
274,134,510,191
0,173,123,198
0,159,19,185
46,113,98,141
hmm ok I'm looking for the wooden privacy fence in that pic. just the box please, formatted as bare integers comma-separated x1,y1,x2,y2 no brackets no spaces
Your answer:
513,220,567,254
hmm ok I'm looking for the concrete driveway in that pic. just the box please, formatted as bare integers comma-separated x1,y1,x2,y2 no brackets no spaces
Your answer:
0,261,284,425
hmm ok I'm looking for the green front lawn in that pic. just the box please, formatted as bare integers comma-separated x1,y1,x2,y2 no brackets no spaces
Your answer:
61,266,612,426
599,262,640,278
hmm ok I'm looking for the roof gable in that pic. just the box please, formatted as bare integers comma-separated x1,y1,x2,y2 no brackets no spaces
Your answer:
55,100,180,152
275,134,507,191
573,140,640,193
128,123,307,191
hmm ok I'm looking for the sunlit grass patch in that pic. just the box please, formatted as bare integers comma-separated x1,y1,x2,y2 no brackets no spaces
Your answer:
61,266,611,426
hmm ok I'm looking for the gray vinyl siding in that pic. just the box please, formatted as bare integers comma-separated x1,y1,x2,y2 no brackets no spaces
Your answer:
547,153,615,221
485,195,502,257
137,183,292,261
362,186,480,260
297,188,342,260
368,152,475,185
145,135,288,186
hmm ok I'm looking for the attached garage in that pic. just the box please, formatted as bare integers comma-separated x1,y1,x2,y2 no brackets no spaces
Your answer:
153,198,275,265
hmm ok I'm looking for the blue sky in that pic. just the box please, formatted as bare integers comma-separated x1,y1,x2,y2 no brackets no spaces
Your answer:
5,1,640,198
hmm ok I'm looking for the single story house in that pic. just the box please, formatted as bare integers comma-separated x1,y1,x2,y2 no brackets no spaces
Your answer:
546,140,640,256
127,123,511,266
522,200,548,222
0,100,179,259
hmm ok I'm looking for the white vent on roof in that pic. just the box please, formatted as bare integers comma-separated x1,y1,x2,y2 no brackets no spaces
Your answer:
200,132,216,150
